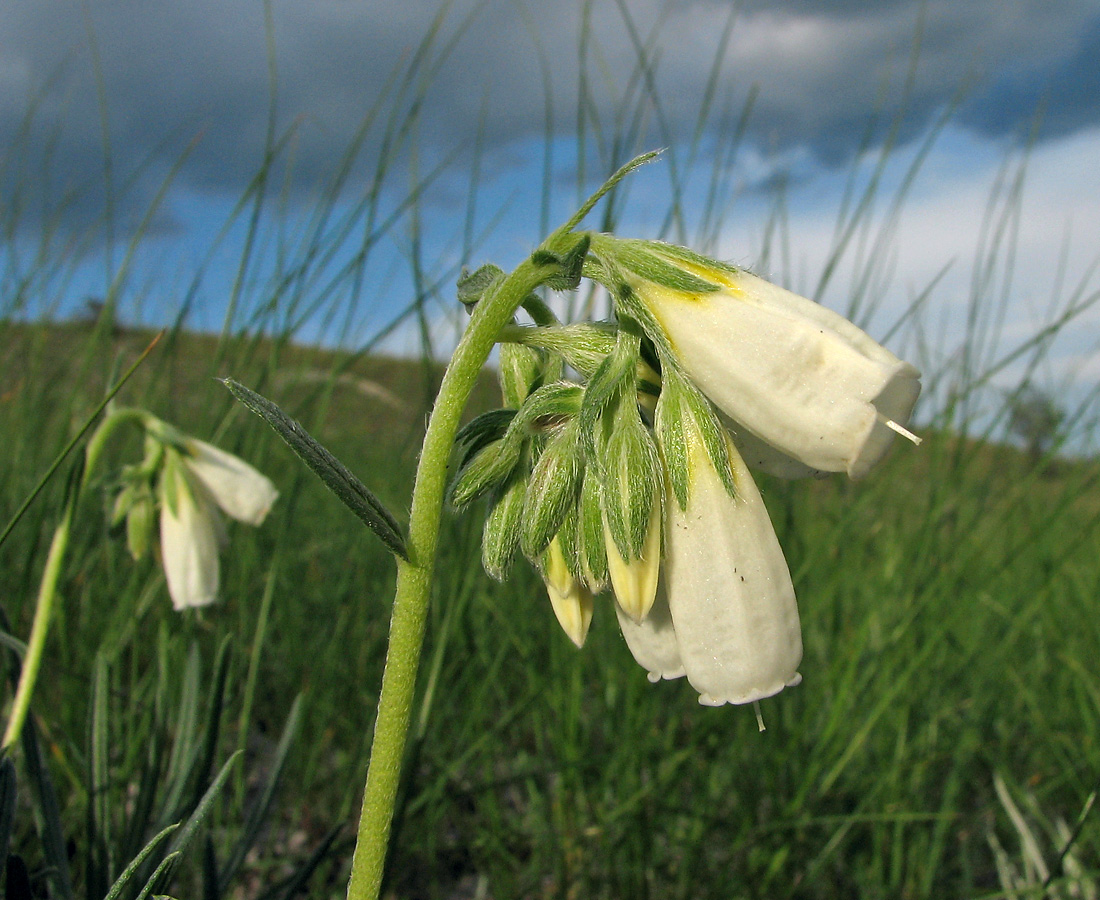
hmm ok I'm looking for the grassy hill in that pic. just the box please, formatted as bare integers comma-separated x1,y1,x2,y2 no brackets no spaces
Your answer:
1,318,1098,898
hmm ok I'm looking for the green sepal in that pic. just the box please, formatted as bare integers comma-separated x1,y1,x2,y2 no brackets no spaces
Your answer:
450,439,523,510
481,474,528,581
577,463,608,591
452,382,582,508
457,263,506,309
645,240,742,280
159,449,183,518
125,490,156,561
520,421,584,560
577,330,639,461
602,238,721,295
680,377,737,500
555,500,581,584
530,233,591,291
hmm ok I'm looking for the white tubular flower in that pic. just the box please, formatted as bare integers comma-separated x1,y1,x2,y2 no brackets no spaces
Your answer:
624,250,921,479
662,432,802,706
158,440,278,611
614,582,685,682
542,536,594,648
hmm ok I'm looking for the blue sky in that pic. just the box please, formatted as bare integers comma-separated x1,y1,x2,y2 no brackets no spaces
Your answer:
2,0,1099,434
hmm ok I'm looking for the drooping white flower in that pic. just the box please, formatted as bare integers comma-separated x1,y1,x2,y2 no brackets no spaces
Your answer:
617,419,802,705
157,439,278,610
621,247,922,479
664,430,801,704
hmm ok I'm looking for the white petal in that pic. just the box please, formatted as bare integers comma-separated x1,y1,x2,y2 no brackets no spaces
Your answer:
640,268,920,478
159,467,221,610
664,433,802,705
614,583,686,682
723,415,824,480
184,439,278,525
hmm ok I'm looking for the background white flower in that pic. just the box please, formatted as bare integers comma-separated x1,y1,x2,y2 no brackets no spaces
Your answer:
158,439,278,610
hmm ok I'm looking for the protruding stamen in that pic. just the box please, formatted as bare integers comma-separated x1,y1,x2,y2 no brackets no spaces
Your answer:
753,701,766,733
880,415,922,446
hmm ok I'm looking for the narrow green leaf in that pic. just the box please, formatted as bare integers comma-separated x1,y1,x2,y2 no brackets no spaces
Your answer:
223,378,409,560
103,825,178,900
88,655,112,898
146,753,242,897
188,637,233,812
133,851,181,900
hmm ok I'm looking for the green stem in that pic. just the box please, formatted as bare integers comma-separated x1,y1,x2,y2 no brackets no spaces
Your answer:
2,405,147,752
344,253,559,900
1,499,74,750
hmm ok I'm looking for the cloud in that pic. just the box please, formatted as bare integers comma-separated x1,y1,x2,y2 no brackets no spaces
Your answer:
2,0,1098,226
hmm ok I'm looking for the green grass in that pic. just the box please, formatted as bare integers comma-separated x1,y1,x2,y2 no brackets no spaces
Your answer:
2,7,1099,895
1,315,1097,898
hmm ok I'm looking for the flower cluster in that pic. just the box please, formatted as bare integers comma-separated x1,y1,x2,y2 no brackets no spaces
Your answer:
453,238,920,707
110,414,278,610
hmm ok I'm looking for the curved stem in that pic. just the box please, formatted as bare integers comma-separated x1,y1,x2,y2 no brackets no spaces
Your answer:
2,405,147,752
345,254,556,900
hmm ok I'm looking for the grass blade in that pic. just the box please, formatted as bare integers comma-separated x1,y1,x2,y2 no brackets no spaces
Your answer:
102,824,178,900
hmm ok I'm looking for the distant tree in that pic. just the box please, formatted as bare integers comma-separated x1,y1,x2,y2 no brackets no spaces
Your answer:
1007,385,1064,463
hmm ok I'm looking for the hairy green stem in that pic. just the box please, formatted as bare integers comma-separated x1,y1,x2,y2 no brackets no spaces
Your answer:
344,152,657,900
344,253,559,900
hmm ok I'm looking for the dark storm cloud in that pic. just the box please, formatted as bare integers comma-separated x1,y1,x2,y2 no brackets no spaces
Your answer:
1,0,1098,232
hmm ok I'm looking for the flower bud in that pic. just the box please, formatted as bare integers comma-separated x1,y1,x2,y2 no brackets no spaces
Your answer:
482,473,528,580
125,489,156,561
520,422,583,560
603,498,661,623
576,464,608,592
450,439,522,509
541,536,594,648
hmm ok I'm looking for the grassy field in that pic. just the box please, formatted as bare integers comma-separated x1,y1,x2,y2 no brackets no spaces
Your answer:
1,305,1098,898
